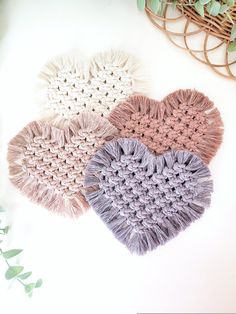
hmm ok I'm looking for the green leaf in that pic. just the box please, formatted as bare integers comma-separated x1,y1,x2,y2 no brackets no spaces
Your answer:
171,0,177,10
2,249,22,259
3,226,10,234
228,41,236,52
194,1,205,17
219,3,229,13
5,266,24,280
25,283,35,294
227,0,235,6
35,279,43,288
230,24,236,41
18,272,32,280
137,0,146,11
199,0,211,4
207,0,221,16
150,0,161,14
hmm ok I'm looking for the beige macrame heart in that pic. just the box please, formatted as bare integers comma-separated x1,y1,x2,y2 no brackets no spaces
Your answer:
8,113,118,218
38,50,146,123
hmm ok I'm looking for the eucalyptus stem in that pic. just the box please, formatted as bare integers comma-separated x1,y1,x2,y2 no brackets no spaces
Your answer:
0,208,42,296
0,249,26,288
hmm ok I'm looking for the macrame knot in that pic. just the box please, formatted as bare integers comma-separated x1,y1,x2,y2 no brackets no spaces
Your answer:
39,50,146,120
109,90,223,164
85,138,213,254
8,114,118,217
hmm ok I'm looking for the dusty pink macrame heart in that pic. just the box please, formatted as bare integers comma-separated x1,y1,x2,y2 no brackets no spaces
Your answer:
8,113,118,218
109,89,223,164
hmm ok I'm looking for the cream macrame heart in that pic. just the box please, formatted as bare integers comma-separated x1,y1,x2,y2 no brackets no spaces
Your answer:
8,113,118,218
38,50,146,122
85,138,213,255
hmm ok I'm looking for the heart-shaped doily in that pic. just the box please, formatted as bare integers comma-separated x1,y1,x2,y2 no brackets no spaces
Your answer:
38,50,146,121
109,89,223,163
8,113,118,218
84,138,213,254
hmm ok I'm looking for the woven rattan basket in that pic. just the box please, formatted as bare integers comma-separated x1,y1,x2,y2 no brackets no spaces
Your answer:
145,1,236,80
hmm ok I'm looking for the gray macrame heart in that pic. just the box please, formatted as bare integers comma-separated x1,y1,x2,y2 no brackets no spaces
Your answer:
84,138,213,255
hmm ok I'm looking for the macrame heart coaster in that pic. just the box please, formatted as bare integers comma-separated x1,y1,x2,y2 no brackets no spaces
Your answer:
84,138,213,255
109,89,223,164
8,113,118,218
38,50,146,122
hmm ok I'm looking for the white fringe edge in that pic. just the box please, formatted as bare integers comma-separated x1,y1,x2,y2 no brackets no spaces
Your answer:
36,49,147,125
90,49,147,94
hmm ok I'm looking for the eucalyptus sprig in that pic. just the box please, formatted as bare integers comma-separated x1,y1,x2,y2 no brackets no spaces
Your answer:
0,207,42,297
137,0,236,51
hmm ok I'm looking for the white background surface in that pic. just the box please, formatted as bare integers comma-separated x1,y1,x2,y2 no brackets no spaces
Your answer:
0,1,235,313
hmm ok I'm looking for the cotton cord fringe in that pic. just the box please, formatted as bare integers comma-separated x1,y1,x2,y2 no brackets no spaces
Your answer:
38,50,146,124
8,113,118,218
8,48,221,253
84,138,213,254
109,89,223,164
